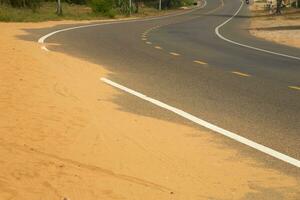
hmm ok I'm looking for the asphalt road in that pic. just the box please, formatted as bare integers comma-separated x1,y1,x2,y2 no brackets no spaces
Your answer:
40,0,300,174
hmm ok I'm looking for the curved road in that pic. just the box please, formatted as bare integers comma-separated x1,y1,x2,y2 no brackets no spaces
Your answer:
39,0,300,174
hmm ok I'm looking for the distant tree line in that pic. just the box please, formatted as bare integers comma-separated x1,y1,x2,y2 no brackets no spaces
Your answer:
0,0,195,14
90,0,194,16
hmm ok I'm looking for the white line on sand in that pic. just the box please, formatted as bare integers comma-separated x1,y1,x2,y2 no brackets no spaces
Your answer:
100,77,300,168
169,52,180,56
288,86,300,91
194,60,207,65
41,46,50,52
215,1,300,61
232,71,250,77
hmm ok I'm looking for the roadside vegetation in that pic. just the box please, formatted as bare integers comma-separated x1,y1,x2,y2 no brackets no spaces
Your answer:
251,0,299,15
0,0,196,21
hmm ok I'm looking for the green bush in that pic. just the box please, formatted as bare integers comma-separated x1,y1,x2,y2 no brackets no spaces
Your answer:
182,0,194,6
28,0,41,11
291,0,299,8
118,0,131,15
65,0,87,5
90,0,114,14
168,0,184,8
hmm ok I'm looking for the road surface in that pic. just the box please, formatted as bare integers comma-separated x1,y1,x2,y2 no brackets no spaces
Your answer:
37,0,300,174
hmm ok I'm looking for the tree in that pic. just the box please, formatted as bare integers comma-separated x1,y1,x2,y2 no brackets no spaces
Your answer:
276,0,282,14
57,0,63,15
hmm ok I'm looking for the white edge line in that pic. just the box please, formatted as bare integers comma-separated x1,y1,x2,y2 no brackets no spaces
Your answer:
215,1,300,61
41,46,50,52
100,77,300,168
38,0,207,44
170,52,180,56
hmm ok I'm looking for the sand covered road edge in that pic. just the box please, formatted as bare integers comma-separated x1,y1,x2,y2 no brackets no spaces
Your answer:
0,21,300,200
249,5,300,49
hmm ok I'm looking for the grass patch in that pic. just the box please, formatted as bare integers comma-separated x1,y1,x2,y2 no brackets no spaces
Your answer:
0,2,111,22
131,6,174,17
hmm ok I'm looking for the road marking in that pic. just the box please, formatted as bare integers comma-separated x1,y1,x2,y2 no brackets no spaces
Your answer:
194,60,207,65
215,1,300,61
288,86,300,91
41,46,50,52
100,77,300,168
155,46,163,50
146,41,152,44
38,0,207,47
142,38,147,41
169,52,180,56
232,71,251,77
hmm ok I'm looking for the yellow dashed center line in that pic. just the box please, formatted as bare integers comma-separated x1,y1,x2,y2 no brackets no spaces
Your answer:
232,71,251,77
146,41,152,44
155,46,162,50
288,86,300,91
141,38,147,41
169,52,180,56
193,60,207,65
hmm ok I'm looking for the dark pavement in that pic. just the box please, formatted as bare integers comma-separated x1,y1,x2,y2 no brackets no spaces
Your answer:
40,0,300,174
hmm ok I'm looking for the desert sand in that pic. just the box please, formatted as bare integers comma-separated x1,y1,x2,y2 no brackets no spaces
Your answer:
0,21,300,200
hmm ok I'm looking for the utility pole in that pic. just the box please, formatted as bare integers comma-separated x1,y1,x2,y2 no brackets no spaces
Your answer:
57,0,62,16
159,0,162,10
129,0,132,15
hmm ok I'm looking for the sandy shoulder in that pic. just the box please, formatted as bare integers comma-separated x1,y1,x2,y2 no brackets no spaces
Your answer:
0,21,300,200
249,5,300,48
